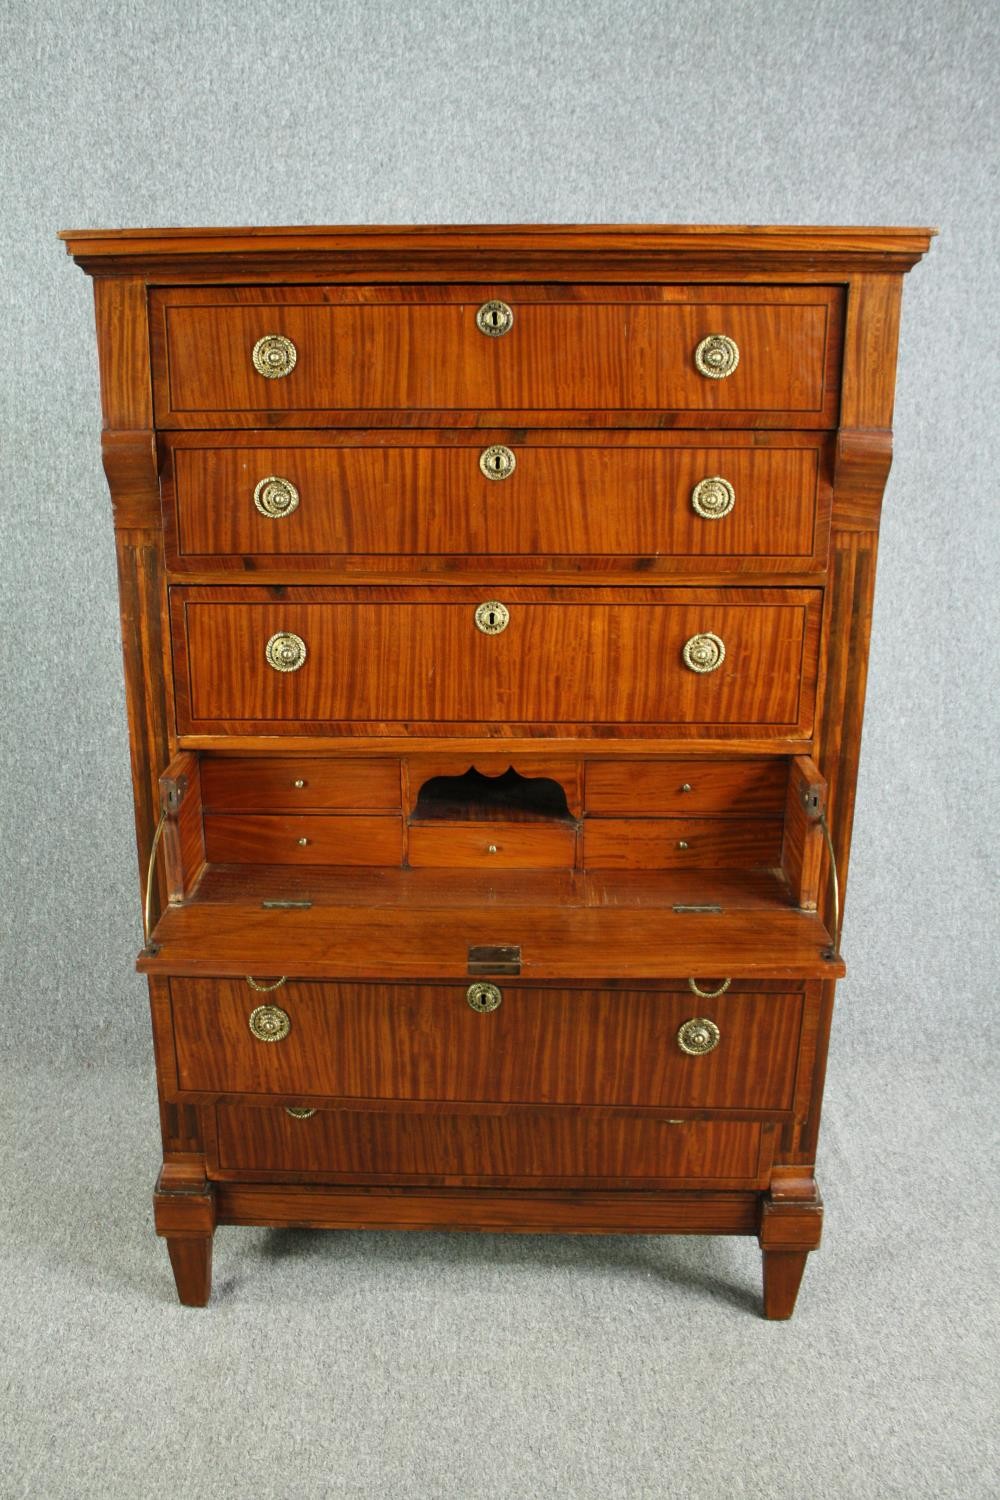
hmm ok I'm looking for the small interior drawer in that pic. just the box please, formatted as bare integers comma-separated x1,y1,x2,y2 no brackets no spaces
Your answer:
200,755,400,810
408,821,576,870
203,813,403,866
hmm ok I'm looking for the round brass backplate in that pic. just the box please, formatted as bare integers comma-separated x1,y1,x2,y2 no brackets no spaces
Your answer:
476,299,514,337
265,631,307,673
479,444,517,481
248,1004,291,1043
694,333,739,379
252,333,297,379
254,475,300,518
682,631,726,674
474,600,510,635
466,982,503,1013
691,476,735,519
676,1017,721,1056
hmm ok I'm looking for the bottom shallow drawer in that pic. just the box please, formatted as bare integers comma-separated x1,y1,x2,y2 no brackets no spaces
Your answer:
209,1104,776,1189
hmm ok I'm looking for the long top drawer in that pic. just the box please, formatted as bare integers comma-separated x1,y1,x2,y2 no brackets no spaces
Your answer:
151,285,843,427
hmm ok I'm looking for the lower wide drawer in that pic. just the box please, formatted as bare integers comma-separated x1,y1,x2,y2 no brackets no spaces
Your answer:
164,978,804,1112
209,1103,775,1188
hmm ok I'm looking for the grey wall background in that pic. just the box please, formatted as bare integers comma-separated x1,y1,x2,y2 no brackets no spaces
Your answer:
2,3,998,1498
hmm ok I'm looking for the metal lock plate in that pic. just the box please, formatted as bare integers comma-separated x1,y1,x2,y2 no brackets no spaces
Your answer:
476,299,514,336
474,601,510,635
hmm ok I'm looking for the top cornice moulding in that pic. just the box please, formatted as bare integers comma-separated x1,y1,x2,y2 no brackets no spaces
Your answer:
58,223,937,280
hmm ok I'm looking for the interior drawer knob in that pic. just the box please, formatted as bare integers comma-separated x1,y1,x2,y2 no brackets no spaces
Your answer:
474,600,510,635
285,1107,316,1119
476,299,514,337
688,977,731,999
265,631,307,673
691,476,735,519
254,475,300,518
682,632,726,674
466,981,503,1013
252,333,297,379
248,1004,291,1043
677,1017,721,1056
694,333,740,379
479,444,517,481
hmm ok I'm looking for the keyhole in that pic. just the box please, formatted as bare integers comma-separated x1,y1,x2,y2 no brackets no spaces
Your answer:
489,309,500,327
493,455,502,471
488,610,496,626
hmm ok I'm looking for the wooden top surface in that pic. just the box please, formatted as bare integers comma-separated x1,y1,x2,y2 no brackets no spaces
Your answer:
59,223,936,278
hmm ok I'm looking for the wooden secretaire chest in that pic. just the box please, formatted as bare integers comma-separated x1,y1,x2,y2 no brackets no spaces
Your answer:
61,224,933,1316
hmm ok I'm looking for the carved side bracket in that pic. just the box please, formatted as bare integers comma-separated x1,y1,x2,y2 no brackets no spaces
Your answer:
102,429,160,528
832,428,894,531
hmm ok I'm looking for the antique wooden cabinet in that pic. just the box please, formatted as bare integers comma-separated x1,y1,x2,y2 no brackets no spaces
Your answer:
61,225,933,1316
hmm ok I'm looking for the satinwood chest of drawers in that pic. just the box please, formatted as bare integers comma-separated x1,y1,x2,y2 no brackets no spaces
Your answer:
61,224,933,1316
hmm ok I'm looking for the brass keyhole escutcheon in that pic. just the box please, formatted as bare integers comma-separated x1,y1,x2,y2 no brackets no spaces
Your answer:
254,475,300,518
476,300,514,337
694,333,739,379
479,444,517,481
474,600,510,635
467,982,503,1013
285,1106,316,1119
252,333,297,379
265,631,307,673
676,1017,721,1055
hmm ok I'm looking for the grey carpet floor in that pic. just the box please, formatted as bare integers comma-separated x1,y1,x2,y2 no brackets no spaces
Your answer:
2,1042,996,1500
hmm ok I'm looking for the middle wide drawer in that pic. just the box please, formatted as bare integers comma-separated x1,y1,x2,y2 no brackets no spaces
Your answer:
171,587,821,737
162,978,805,1113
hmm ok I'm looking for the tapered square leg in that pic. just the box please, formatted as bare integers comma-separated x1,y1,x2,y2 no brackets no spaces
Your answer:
166,1235,214,1306
761,1248,810,1320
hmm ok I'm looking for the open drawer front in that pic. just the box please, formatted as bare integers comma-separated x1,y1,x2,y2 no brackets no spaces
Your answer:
144,750,841,982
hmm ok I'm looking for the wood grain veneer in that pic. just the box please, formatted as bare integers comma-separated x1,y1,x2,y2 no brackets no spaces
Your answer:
63,222,933,1315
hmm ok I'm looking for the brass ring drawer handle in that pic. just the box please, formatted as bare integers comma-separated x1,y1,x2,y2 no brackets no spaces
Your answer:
476,299,514,336
474,601,510,635
677,1017,721,1055
246,975,287,992
479,444,516,481
467,982,502,1012
285,1107,316,1120
687,977,731,999
265,631,307,672
252,333,297,379
691,476,735,519
254,476,300,518
248,1004,291,1043
682,632,726,673
694,333,739,379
